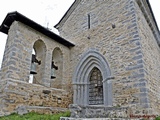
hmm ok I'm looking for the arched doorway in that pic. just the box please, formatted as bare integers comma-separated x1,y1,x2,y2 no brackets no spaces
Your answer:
72,49,112,106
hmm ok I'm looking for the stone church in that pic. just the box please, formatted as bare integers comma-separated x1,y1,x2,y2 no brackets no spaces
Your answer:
0,0,160,119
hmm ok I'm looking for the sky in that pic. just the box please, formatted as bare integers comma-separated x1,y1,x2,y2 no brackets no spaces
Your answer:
0,0,74,68
0,0,160,68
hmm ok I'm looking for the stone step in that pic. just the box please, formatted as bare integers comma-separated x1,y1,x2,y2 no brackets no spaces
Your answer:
60,117,140,120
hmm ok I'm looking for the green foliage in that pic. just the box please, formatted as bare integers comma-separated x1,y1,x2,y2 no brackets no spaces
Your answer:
155,116,160,120
0,111,70,120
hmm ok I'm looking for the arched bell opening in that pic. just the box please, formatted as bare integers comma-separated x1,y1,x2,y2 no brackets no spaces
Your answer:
88,67,104,105
29,40,46,85
51,47,63,89
29,49,36,83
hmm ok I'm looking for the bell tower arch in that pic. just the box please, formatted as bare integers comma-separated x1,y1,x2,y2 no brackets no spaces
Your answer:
51,47,63,89
30,39,46,85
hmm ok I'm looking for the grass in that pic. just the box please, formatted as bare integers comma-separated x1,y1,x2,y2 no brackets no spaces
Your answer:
155,116,160,120
0,111,70,120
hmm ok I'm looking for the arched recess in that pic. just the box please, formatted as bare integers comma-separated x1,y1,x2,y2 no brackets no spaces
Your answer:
51,47,63,89
29,49,36,83
72,49,113,106
30,39,46,85
89,67,103,105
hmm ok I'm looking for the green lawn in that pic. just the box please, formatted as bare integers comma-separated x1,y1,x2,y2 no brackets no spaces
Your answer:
0,111,70,120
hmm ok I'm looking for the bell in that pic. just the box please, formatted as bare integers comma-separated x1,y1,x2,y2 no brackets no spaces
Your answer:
51,68,56,79
30,62,37,74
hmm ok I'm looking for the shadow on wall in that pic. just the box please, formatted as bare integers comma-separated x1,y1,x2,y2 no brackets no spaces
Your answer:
51,47,63,89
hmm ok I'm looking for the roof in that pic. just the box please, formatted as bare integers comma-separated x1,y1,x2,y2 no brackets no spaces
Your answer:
141,0,160,44
54,0,80,29
0,11,75,47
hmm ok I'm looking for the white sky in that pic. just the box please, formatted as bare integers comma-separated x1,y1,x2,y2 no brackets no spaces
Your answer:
0,0,74,68
0,0,160,68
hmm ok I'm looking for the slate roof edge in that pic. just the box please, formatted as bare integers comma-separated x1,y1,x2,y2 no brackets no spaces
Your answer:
0,11,75,47
54,0,80,29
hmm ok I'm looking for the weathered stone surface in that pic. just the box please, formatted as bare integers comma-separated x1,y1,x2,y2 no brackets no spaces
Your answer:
0,21,72,91
0,0,160,118
16,105,28,115
60,118,155,120
69,104,129,118
0,79,71,116
15,105,68,115
57,0,160,118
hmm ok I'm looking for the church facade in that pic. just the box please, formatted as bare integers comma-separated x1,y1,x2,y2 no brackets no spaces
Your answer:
0,0,160,119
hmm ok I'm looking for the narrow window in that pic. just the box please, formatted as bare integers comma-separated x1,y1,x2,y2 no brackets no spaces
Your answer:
88,14,90,29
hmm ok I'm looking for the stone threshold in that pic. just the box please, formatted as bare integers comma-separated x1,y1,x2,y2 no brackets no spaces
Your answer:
60,117,141,120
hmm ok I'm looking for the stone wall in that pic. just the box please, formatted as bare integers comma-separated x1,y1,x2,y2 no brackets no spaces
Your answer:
0,21,73,115
60,0,143,107
0,79,71,116
0,21,72,91
1,0,160,118
69,104,129,118
136,1,160,114
57,0,160,117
